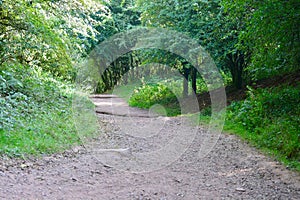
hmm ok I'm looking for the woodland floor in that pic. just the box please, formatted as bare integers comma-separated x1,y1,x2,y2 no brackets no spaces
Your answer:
0,95,299,199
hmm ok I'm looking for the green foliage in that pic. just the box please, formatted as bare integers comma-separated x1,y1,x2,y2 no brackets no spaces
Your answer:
92,0,142,92
222,0,300,79
226,85,300,169
129,83,180,116
0,0,108,78
126,69,230,116
0,62,96,156
1,0,69,76
137,0,244,89
0,0,108,156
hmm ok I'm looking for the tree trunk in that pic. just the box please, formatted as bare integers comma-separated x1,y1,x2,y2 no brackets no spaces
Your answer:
182,67,189,98
228,51,244,89
130,54,134,81
191,68,197,94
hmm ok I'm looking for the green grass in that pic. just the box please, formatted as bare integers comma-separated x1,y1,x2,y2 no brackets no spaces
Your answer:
1,108,78,156
0,94,97,157
223,121,300,171
119,71,231,117
128,83,181,116
0,64,98,157
223,84,300,171
113,81,181,116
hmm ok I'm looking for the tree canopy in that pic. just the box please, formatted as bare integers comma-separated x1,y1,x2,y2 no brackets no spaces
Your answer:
1,0,299,92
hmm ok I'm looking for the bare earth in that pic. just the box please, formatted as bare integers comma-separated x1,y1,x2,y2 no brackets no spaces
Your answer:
0,95,299,199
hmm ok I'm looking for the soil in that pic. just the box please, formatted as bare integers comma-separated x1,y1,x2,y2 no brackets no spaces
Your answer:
0,95,299,199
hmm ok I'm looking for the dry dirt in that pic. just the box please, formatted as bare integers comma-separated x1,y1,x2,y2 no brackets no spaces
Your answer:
0,95,299,199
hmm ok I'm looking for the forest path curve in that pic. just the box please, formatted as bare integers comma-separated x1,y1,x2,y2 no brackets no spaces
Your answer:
0,94,300,199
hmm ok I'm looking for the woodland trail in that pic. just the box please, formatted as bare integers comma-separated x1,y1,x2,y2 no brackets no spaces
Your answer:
0,94,299,199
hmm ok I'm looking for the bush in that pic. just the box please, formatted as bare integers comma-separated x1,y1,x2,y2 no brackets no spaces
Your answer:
0,62,95,157
226,84,300,168
129,83,180,116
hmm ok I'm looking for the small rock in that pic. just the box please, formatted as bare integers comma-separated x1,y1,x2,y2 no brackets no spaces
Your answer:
72,146,81,153
0,165,7,172
87,181,95,185
20,164,28,169
71,177,77,182
236,187,246,192
173,178,181,183
176,193,184,197
35,176,45,181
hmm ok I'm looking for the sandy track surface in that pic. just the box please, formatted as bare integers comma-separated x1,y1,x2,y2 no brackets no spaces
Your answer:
1,95,299,199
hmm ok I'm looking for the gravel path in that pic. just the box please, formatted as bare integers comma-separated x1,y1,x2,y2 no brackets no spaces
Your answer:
0,95,299,199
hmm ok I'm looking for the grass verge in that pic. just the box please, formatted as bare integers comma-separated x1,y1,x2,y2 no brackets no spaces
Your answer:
223,121,300,171
221,84,299,171
0,93,97,157
0,64,97,157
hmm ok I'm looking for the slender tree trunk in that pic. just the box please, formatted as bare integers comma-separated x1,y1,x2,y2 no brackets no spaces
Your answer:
107,69,113,89
102,70,109,91
130,54,134,81
191,68,197,94
135,54,140,79
183,67,189,98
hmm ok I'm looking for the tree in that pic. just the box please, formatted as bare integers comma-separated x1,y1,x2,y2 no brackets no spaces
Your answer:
93,0,142,93
137,0,247,90
0,0,108,78
222,0,300,80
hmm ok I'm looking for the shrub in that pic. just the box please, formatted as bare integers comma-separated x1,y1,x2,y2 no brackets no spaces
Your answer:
226,84,300,167
129,83,180,116
0,62,95,156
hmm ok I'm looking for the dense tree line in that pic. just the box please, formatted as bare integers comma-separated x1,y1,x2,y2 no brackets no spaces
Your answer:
1,0,299,97
92,0,300,94
137,0,299,89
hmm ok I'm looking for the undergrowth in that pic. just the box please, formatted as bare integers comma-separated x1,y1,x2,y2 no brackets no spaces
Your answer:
225,84,300,170
0,62,95,157
129,83,180,116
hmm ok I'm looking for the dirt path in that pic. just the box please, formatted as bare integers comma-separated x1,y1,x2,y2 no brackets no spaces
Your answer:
1,95,300,199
